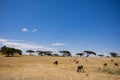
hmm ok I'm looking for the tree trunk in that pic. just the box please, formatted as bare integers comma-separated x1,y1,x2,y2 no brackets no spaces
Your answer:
11,53,14,57
86,54,89,57
6,53,10,57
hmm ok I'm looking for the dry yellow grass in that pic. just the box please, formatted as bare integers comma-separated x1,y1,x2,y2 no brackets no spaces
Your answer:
0,55,120,80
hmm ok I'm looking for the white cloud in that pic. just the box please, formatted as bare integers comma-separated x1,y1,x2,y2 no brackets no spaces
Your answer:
22,28,38,33
22,28,28,32
32,29,38,32
52,43,67,46
0,38,54,51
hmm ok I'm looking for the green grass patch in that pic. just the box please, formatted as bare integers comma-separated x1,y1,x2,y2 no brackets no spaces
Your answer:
101,67,120,75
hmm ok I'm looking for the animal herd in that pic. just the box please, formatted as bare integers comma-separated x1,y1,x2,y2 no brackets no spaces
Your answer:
53,58,119,73
103,59,119,67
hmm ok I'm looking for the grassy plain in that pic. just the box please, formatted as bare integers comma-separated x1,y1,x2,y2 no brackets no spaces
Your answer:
0,54,120,80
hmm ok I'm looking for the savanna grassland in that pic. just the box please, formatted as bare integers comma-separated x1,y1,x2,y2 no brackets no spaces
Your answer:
0,54,120,80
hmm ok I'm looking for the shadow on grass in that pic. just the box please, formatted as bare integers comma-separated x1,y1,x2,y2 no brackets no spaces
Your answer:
4,56,22,57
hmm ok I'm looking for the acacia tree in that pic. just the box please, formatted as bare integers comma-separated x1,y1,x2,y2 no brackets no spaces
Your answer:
98,54,104,57
36,51,44,56
26,50,35,56
53,54,59,57
110,52,118,57
76,53,84,57
15,49,22,55
84,50,96,57
0,46,22,57
59,50,71,57
2,47,13,57
43,51,53,56
37,51,53,56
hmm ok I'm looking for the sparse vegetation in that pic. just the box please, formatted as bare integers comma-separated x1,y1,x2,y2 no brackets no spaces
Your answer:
59,50,71,57
98,54,104,57
37,51,53,56
110,52,118,57
26,50,35,56
0,46,22,57
0,46,120,80
101,67,120,75
76,53,84,57
43,51,53,56
53,54,59,57
0,55,120,80
84,50,96,57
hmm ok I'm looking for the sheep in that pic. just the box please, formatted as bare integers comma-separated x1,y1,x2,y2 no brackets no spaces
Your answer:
103,63,107,67
77,64,84,72
53,61,58,65
114,63,119,67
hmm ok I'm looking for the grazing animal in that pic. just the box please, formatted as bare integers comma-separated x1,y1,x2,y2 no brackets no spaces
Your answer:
77,64,84,72
76,61,79,64
103,63,107,67
111,59,114,62
74,59,76,62
98,67,101,71
114,63,119,67
74,59,79,64
53,61,58,65
86,74,89,76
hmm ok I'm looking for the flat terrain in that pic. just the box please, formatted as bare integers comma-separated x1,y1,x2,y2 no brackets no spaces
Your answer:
0,55,120,80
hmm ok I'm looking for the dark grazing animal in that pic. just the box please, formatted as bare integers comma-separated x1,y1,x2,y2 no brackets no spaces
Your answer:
103,63,107,67
98,67,101,71
111,59,114,62
74,59,76,62
53,61,58,65
74,59,79,64
77,64,84,72
76,61,79,64
114,63,119,67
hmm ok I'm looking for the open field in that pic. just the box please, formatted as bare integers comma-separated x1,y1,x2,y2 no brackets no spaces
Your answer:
0,55,120,80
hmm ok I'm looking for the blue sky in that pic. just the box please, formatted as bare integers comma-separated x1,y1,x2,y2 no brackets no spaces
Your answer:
0,0,120,55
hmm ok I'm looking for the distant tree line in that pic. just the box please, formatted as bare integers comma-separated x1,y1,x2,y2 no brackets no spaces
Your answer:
26,49,119,57
0,46,119,57
26,50,72,57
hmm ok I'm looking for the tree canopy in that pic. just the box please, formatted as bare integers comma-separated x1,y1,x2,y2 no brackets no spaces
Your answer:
76,53,84,57
43,51,53,56
98,54,104,57
53,54,59,57
110,52,118,57
59,50,71,57
26,50,35,56
37,51,53,56
36,51,44,56
0,46,22,57
84,50,96,57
